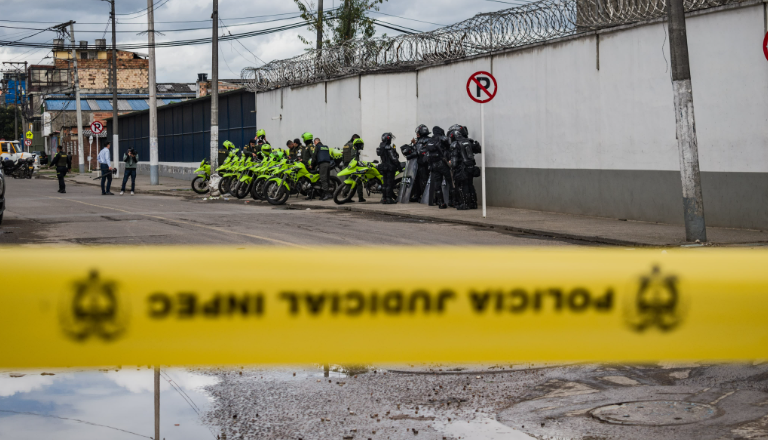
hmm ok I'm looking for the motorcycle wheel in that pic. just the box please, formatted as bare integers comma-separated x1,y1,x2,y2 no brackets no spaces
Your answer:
250,179,264,200
265,181,289,205
191,176,209,194
218,177,231,195
236,181,251,199
334,181,357,205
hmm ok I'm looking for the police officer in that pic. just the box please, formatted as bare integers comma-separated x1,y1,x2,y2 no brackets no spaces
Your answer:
49,145,72,193
342,135,366,203
287,139,301,161
425,126,452,209
410,124,431,202
255,128,268,145
377,132,399,204
219,140,237,166
311,137,332,201
448,124,480,210
243,138,259,159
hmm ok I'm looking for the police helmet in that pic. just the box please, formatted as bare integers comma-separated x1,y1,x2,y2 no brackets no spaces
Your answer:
256,129,266,138
449,124,469,138
302,132,314,142
381,132,395,144
415,124,430,137
353,138,364,150
261,143,272,153
223,140,235,150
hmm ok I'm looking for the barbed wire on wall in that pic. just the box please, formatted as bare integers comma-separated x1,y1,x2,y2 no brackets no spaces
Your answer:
241,0,746,91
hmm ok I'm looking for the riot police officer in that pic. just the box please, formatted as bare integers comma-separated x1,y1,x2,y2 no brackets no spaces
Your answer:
49,145,72,193
410,124,431,202
342,136,366,202
448,124,480,210
425,126,452,209
377,132,400,204
311,137,332,201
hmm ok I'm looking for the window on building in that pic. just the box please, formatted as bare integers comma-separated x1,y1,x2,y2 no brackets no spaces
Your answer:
80,52,88,60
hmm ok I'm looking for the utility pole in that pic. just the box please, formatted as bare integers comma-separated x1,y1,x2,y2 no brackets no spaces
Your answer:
316,0,324,50
154,366,160,440
110,0,119,177
667,0,706,242
68,22,86,175
147,0,159,185
14,72,18,142
210,0,220,184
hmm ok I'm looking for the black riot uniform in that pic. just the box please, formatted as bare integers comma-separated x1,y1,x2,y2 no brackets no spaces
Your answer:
425,126,452,209
449,125,480,210
49,148,72,193
411,124,431,202
377,132,400,204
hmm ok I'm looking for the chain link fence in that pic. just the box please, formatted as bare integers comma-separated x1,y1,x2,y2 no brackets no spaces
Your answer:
242,0,746,91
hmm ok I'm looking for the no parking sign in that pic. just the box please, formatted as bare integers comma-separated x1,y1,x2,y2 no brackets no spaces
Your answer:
465,71,497,219
466,71,497,103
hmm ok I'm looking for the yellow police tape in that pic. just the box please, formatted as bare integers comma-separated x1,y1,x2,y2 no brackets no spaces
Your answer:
2,247,767,368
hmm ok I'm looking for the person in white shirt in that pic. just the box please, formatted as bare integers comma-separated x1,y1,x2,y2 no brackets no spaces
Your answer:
98,142,114,195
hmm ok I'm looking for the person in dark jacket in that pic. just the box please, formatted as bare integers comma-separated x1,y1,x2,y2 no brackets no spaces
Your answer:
425,126,452,209
410,124,431,202
311,137,332,201
377,132,400,204
449,125,480,210
243,138,259,159
120,148,139,195
342,135,366,203
48,145,72,193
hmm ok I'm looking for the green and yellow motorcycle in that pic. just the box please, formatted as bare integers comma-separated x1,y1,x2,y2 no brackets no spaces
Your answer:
191,159,211,194
264,160,341,205
333,159,402,204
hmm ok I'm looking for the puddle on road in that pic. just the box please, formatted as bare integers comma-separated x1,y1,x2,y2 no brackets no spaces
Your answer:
0,368,218,440
434,417,536,440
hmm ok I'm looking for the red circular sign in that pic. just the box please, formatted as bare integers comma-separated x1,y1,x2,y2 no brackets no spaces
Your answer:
90,121,104,134
24,139,32,147
466,71,497,104
764,32,768,62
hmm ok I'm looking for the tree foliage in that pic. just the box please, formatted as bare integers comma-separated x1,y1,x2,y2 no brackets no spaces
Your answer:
0,107,22,141
292,0,387,48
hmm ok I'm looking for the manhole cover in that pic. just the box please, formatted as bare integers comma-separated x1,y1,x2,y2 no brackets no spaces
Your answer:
590,400,717,426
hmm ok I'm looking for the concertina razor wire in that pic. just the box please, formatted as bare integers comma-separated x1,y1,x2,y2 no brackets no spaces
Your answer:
241,0,747,91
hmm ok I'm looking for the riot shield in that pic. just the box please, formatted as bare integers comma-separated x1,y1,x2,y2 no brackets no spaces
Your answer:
397,158,419,204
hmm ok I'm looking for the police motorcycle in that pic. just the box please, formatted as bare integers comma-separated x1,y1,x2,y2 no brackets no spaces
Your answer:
218,154,248,196
191,159,211,194
333,158,384,205
1,156,34,179
264,157,342,206
250,148,290,200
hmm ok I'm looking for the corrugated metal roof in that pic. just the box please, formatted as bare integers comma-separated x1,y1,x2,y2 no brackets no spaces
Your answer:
94,100,113,111
86,99,100,110
45,99,91,111
116,100,133,111
127,99,149,111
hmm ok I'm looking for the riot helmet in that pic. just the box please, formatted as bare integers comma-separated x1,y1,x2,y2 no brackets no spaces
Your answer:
449,124,469,138
381,132,395,145
415,124,430,138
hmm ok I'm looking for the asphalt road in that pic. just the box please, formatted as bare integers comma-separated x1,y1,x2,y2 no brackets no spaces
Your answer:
0,177,583,247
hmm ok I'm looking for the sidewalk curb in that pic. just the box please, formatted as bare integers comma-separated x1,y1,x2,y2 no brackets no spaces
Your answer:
282,201,657,247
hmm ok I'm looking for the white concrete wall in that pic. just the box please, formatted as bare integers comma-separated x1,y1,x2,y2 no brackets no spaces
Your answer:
360,72,418,161
254,4,768,227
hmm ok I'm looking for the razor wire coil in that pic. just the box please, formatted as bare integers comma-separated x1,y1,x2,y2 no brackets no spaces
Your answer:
242,0,747,91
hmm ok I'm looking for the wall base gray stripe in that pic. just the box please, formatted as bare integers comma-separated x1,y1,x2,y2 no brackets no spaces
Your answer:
485,168,768,231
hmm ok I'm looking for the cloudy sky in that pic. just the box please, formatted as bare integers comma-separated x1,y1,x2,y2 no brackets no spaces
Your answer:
0,0,514,83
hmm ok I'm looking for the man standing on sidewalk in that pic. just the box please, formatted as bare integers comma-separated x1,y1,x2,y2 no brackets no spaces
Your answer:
98,142,114,195
48,145,72,194
120,148,138,195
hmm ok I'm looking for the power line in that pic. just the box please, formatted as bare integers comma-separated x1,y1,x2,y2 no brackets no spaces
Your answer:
0,14,309,33
0,11,307,25
371,11,446,27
